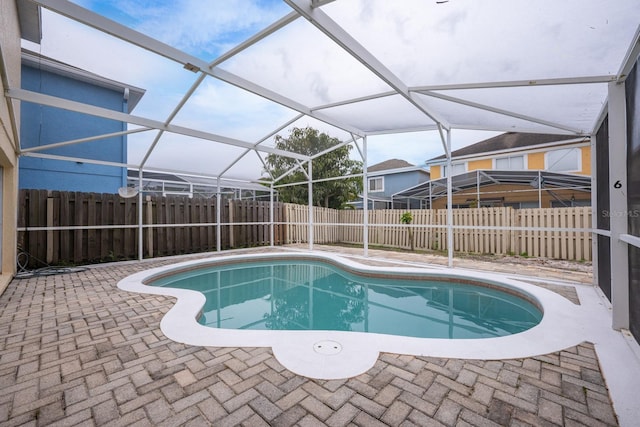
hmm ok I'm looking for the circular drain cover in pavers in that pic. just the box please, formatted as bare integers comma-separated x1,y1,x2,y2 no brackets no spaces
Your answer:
313,340,342,355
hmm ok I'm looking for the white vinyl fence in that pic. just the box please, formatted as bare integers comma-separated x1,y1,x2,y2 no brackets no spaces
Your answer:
283,205,592,261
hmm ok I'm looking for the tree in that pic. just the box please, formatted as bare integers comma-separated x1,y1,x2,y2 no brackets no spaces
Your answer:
265,127,363,209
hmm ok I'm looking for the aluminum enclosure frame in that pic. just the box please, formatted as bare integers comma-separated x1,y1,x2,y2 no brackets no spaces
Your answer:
8,0,640,332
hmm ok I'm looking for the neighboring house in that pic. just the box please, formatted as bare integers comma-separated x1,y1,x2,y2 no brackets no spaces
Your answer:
19,49,145,193
353,159,430,209
394,133,592,209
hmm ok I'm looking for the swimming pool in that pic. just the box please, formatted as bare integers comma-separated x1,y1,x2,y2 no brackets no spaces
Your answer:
149,259,542,339
118,251,585,379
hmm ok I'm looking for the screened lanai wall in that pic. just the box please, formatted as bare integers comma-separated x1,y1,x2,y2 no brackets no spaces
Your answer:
3,0,640,337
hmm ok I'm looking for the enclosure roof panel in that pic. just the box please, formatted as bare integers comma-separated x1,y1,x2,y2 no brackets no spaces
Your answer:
394,170,592,200
127,169,269,192
15,0,640,183
322,0,638,86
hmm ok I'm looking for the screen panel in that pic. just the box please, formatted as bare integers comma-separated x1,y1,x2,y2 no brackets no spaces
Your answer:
625,60,640,341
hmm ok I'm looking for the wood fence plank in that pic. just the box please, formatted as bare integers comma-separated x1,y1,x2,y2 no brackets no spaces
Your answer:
73,193,84,263
87,194,97,261
17,191,593,265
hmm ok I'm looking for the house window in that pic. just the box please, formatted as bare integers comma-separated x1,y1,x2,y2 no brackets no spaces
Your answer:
546,148,580,172
368,177,384,192
442,163,466,177
495,155,524,170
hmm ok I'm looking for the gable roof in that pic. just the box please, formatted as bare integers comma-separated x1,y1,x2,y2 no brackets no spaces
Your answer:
428,133,587,162
368,159,414,172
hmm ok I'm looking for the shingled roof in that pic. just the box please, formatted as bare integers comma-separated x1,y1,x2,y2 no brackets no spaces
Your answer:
428,133,586,162
368,159,414,172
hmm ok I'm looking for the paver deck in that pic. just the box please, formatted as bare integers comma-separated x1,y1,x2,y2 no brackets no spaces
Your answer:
0,247,622,426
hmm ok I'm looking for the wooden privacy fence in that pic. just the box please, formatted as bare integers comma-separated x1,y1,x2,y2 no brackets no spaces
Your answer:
17,190,592,267
17,190,285,267
283,204,592,261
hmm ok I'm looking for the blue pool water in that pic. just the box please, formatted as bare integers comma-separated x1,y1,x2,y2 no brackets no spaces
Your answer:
150,260,542,339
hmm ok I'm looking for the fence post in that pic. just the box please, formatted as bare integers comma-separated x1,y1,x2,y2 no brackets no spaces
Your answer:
145,196,153,257
46,191,54,264
229,200,235,248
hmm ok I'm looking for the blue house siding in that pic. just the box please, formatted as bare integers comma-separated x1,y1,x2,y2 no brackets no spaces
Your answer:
20,58,131,193
370,170,428,197
354,164,430,209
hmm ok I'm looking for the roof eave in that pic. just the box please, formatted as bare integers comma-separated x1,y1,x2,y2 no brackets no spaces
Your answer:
425,137,590,165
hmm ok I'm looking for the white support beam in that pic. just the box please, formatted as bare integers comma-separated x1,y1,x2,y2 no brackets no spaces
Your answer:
607,81,630,330
20,127,151,153
210,12,300,68
446,130,453,267
311,0,336,7
216,178,221,252
209,68,363,136
590,131,599,286
363,125,441,136
284,0,450,130
22,151,137,168
139,73,206,168
418,90,586,135
123,164,269,187
0,45,21,152
32,0,211,69
620,233,640,249
411,75,617,92
8,88,309,161
309,138,353,160
31,0,365,138
140,13,302,169
440,124,578,135
307,161,314,250
269,184,275,247
311,91,396,111
220,113,305,179
255,113,306,146
352,136,364,161
362,136,369,257
255,151,275,181
617,24,640,82
479,170,500,185
273,159,309,184
137,168,144,260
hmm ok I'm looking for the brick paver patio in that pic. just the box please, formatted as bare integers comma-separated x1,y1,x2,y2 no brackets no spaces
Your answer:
0,248,618,426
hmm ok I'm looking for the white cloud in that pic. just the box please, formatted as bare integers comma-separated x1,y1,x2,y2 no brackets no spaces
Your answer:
78,0,290,58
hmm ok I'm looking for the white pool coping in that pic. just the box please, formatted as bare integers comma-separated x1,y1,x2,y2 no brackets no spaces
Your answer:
117,251,593,378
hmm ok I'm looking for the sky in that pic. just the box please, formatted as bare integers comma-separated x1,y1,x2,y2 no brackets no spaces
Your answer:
20,0,639,180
